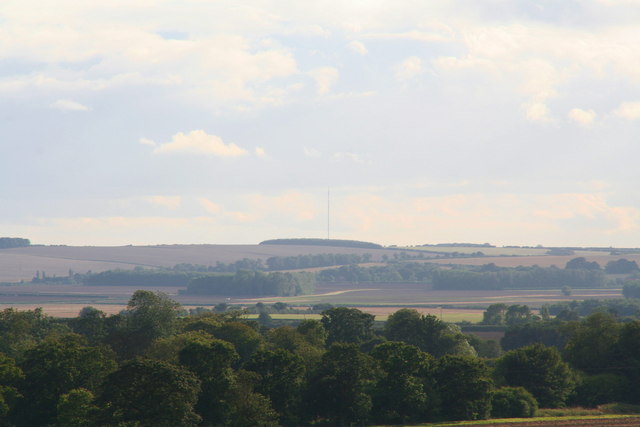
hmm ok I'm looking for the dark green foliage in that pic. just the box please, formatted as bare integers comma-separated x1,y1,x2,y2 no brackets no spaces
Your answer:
572,374,629,407
184,270,316,296
321,307,375,345
370,341,434,424
56,388,99,427
244,349,305,426
385,308,476,357
0,354,23,424
227,370,280,427
501,322,570,351
178,337,239,425
69,307,107,345
208,321,265,366
491,386,538,418
435,355,493,420
99,358,201,427
612,320,640,403
260,238,382,249
0,237,30,249
564,312,621,374
111,290,182,358
307,343,376,426
496,343,575,408
605,258,639,274
13,334,116,427
0,308,66,358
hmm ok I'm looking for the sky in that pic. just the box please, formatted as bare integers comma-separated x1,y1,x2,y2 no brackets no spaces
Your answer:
2,0,640,248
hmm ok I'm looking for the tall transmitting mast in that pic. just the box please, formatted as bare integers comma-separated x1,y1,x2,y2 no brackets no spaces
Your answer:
327,187,330,240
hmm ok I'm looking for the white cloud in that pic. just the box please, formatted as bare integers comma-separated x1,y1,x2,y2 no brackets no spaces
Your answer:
255,147,267,157
348,40,368,55
568,108,596,126
304,147,322,158
333,151,365,163
147,196,181,210
614,102,640,119
139,138,157,147
309,67,339,95
150,130,248,157
198,197,222,214
395,56,423,80
50,99,90,112
523,101,551,122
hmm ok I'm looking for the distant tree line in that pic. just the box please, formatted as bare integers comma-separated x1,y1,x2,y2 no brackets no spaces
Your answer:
317,262,437,283
182,271,316,297
432,265,606,290
0,237,30,249
259,238,383,249
84,269,210,287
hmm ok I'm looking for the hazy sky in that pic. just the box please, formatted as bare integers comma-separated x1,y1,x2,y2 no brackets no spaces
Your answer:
2,0,640,247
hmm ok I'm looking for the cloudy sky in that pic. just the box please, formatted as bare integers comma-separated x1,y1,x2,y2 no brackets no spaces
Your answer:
2,0,640,247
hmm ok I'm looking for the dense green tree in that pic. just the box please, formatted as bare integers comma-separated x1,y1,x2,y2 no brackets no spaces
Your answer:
501,322,570,351
496,343,574,408
0,353,23,425
571,373,629,407
267,326,325,368
0,308,66,358
370,341,434,424
307,343,376,426
321,307,375,345
482,303,507,325
435,355,493,421
505,305,533,325
69,307,107,345
109,290,182,358
491,386,538,418
615,320,640,403
55,388,99,427
226,370,279,427
564,312,621,374
178,336,239,425
244,349,305,426
209,321,265,366
13,334,116,426
99,358,201,427
385,309,475,357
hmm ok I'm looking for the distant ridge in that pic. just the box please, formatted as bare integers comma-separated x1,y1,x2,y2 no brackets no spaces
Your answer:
259,238,383,249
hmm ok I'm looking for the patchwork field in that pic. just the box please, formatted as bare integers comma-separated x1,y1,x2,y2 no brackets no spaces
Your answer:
0,244,404,282
0,243,635,319
0,281,623,319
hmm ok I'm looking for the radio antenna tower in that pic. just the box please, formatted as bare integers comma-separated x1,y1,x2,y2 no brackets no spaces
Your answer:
327,187,330,240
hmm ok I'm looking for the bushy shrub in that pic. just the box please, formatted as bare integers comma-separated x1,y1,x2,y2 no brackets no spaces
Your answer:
491,386,538,418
